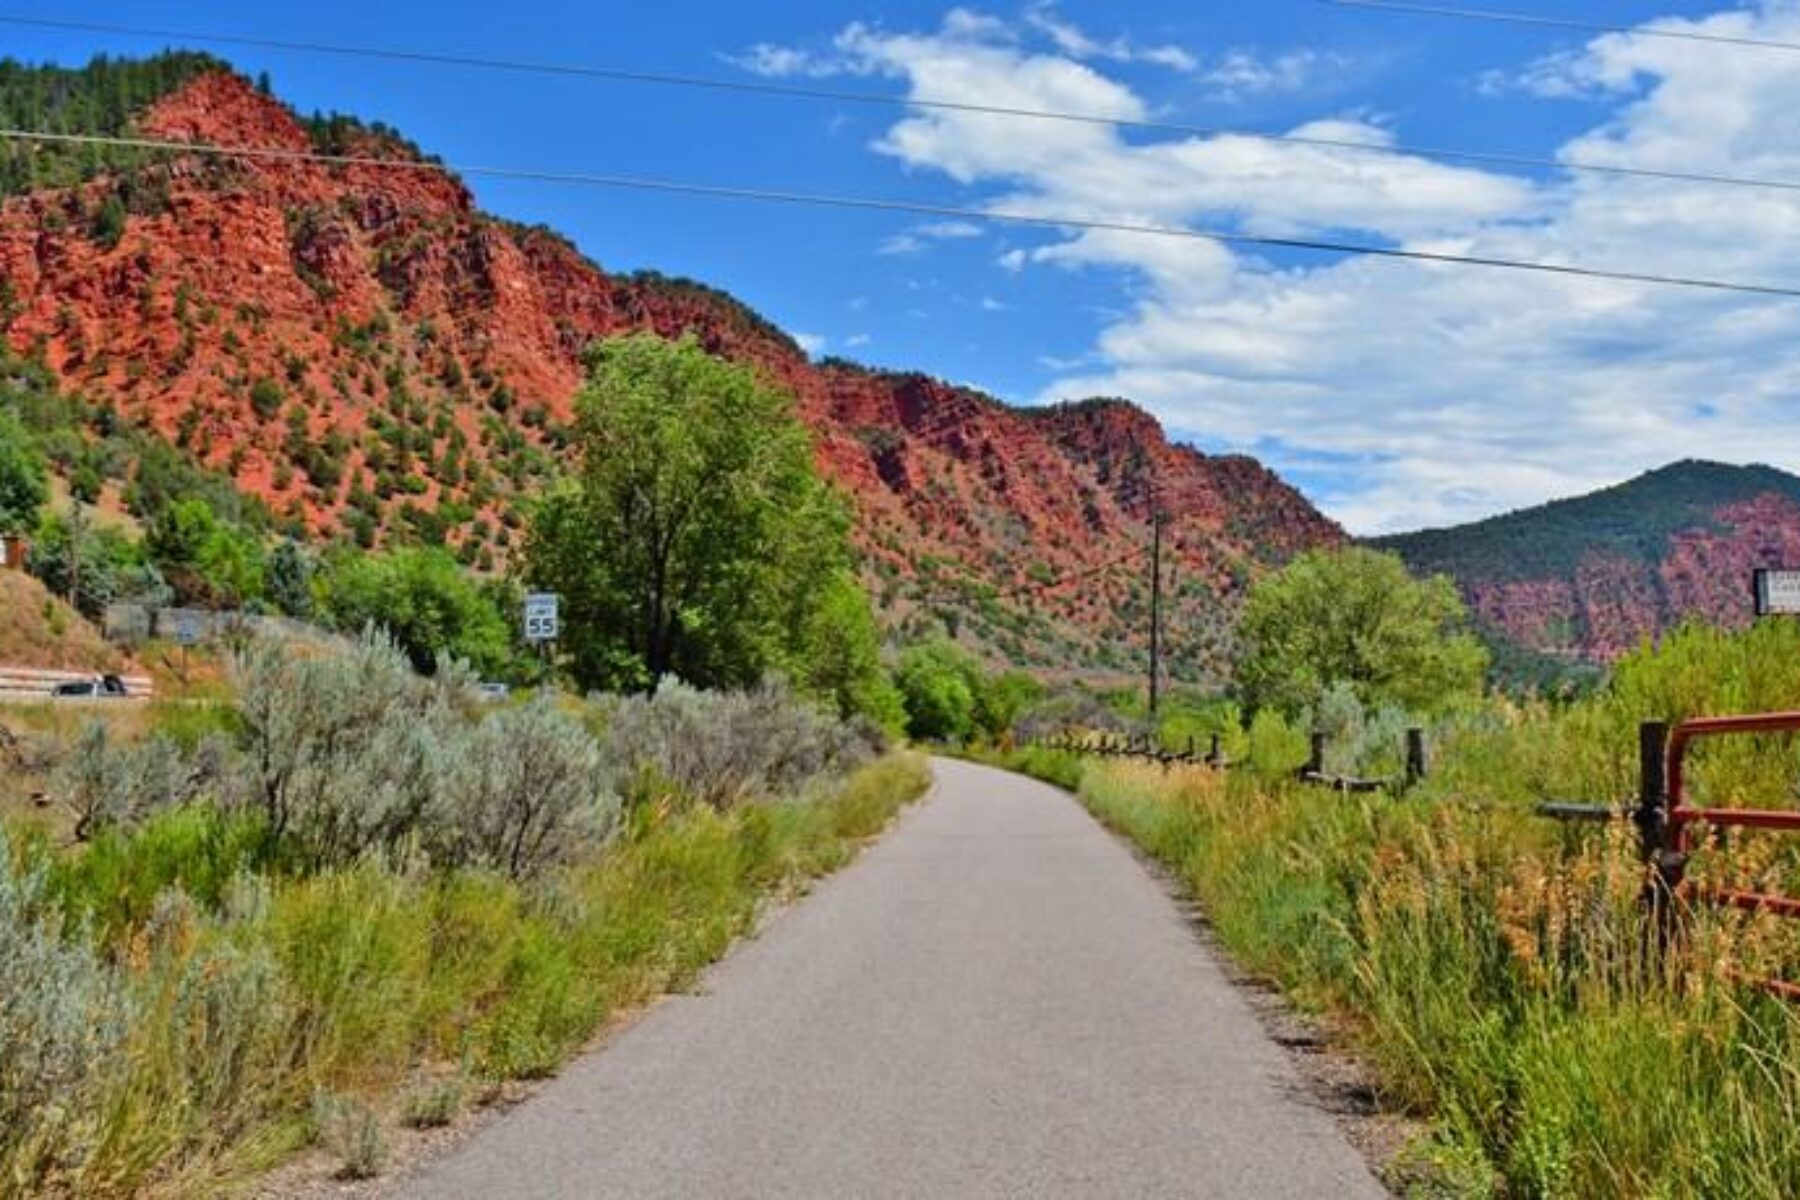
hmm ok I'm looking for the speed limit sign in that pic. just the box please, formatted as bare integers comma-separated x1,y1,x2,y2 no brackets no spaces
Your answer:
523,592,560,644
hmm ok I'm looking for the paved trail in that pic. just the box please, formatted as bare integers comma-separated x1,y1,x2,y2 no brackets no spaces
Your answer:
403,758,1386,1199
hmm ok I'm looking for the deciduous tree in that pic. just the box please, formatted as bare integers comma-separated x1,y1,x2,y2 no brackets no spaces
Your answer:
1235,547,1487,715
527,335,883,706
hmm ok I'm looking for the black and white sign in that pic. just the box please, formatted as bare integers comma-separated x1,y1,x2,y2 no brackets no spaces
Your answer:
1754,569,1800,616
523,592,561,643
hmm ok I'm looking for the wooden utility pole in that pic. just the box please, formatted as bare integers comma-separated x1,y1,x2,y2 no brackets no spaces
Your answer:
67,497,85,611
1148,508,1163,720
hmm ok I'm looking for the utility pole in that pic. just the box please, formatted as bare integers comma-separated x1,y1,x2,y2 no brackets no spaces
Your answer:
1148,507,1163,721
67,495,84,611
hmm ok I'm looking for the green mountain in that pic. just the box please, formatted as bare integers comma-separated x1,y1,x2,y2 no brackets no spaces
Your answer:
1375,460,1800,672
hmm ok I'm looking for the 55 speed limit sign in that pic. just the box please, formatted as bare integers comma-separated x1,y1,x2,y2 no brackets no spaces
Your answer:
523,592,561,644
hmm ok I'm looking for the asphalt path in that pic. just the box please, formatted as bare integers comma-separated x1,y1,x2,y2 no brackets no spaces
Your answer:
402,757,1387,1199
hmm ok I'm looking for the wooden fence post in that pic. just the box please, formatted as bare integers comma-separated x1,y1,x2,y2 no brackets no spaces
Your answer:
1404,728,1426,789
1301,731,1325,780
1636,720,1669,860
1636,720,1677,956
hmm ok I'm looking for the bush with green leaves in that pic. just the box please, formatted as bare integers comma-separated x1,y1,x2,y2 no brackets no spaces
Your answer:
435,695,619,879
1236,547,1487,716
600,677,879,810
27,510,165,617
0,407,47,532
893,641,979,742
228,632,618,877
0,830,129,1174
146,497,267,607
1307,681,1416,779
53,721,223,841
312,546,514,678
312,1090,388,1180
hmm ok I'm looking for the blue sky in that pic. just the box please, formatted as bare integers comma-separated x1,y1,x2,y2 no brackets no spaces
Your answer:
8,1,1799,532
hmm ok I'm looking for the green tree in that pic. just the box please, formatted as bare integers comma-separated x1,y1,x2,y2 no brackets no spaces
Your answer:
313,546,512,676
267,538,315,618
797,570,905,730
893,640,979,742
89,193,127,249
526,334,866,694
29,509,160,616
1235,547,1487,715
972,670,1043,741
0,410,47,531
145,497,266,607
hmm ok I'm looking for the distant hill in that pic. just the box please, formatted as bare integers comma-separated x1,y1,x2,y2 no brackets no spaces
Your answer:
0,54,1343,684
1375,461,1800,665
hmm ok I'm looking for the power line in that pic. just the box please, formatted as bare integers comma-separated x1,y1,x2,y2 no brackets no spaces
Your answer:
6,12,1800,195
8,128,1800,299
1321,0,1800,53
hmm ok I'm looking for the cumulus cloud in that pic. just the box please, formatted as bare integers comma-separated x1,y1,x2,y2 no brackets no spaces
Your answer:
741,5,1800,532
792,332,827,356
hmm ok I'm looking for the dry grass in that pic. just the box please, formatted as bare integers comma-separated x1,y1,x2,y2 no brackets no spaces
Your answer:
0,572,125,673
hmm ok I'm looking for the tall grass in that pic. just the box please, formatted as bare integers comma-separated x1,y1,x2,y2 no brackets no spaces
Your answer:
1066,772,1800,1193
984,620,1800,1198
0,754,929,1197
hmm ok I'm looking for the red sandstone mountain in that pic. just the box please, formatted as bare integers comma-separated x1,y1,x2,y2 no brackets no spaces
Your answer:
0,66,1341,679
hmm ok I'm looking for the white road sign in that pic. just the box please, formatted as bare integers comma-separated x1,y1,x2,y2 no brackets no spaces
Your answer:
524,592,561,643
1754,569,1800,616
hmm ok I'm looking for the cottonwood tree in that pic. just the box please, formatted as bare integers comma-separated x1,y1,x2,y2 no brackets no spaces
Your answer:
1234,547,1488,715
527,334,878,699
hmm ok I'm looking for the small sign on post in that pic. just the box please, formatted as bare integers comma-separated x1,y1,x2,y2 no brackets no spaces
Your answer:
1754,569,1800,617
523,592,561,644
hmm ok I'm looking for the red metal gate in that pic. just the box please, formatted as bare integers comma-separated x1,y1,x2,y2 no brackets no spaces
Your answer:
1663,711,1800,999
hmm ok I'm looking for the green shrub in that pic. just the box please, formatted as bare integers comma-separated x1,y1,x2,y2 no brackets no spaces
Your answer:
313,546,514,677
0,408,47,531
311,1090,387,1179
436,695,619,879
601,678,880,811
0,829,129,1178
248,377,284,420
894,640,978,742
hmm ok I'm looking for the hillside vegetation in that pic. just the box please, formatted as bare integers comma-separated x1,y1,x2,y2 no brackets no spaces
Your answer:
1376,460,1800,583
0,51,1340,680
1375,461,1800,668
0,571,121,672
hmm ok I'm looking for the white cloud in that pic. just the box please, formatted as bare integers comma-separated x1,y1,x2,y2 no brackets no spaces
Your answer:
847,333,873,347
792,332,827,356
726,43,854,78
1022,3,1197,71
752,5,1800,533
980,296,1009,311
878,218,987,255
1198,49,1333,101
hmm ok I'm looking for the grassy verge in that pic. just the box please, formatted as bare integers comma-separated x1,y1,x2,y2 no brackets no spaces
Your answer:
974,745,1800,1199
2,753,930,1198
